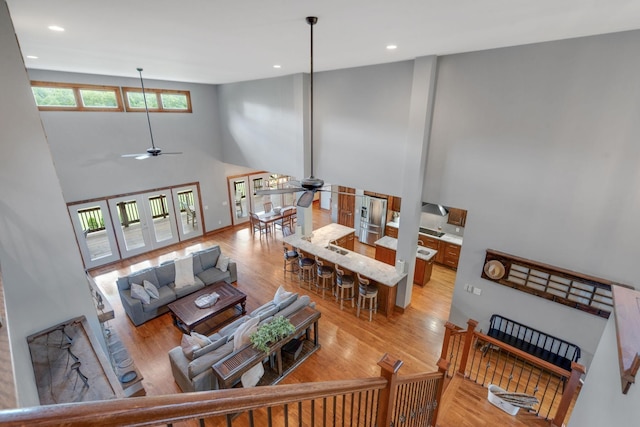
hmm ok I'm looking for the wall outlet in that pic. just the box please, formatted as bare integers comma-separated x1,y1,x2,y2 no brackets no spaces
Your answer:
204,205,208,210
218,220,222,225
473,287,482,296
222,201,228,206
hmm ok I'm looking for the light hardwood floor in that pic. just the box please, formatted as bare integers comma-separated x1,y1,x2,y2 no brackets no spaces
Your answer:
91,205,551,426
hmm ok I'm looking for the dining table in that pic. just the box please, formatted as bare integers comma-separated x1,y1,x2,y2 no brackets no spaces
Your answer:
255,206,296,234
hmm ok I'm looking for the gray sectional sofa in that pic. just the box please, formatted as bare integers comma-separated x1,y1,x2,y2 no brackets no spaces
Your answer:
116,245,237,326
168,292,315,392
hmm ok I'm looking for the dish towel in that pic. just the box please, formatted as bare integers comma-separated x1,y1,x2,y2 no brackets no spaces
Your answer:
174,256,195,289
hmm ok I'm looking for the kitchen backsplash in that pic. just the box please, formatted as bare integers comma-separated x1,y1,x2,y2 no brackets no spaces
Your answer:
420,212,464,237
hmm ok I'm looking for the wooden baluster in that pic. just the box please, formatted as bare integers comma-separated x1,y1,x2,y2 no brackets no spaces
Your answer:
551,361,586,427
376,353,404,427
457,319,478,376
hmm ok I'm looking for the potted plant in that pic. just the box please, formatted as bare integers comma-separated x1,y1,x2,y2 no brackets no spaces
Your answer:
250,316,295,353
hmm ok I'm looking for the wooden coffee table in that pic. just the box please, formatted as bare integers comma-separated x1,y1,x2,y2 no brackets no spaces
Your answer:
168,282,246,334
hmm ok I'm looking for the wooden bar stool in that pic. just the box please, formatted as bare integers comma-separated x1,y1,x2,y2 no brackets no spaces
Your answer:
335,265,355,310
314,257,334,299
356,274,378,321
282,226,298,277
297,250,315,289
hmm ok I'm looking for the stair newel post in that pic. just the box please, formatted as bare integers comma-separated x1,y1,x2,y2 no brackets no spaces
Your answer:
376,353,404,427
440,322,457,365
551,361,586,427
458,319,478,376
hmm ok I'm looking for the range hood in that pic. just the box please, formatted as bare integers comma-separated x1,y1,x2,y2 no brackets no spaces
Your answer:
421,202,449,216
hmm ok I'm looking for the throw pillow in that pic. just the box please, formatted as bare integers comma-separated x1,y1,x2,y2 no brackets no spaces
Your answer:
174,256,195,289
190,331,211,347
273,285,293,305
130,283,150,305
233,316,259,351
215,254,230,272
180,334,201,360
143,280,159,299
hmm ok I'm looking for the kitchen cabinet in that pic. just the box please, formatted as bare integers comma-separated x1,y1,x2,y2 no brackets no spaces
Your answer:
390,196,401,212
374,245,396,266
335,231,355,251
418,235,444,264
385,225,398,238
447,208,467,227
337,186,356,228
442,242,461,269
414,257,434,286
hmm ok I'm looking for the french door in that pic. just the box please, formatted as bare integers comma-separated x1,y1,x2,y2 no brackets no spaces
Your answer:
172,185,203,240
68,200,120,269
108,190,179,259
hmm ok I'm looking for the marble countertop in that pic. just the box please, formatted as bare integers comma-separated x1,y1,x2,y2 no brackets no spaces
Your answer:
375,236,438,262
386,221,463,246
284,224,406,287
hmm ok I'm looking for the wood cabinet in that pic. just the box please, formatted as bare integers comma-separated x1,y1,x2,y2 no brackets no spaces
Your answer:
374,245,396,266
335,231,355,251
385,225,398,238
414,257,434,286
337,186,356,228
418,235,444,264
442,242,461,269
447,208,467,227
390,196,401,212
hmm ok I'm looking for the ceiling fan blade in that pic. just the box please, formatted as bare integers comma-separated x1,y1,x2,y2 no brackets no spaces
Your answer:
135,154,152,160
256,187,304,195
160,152,182,155
297,191,315,208
121,153,146,158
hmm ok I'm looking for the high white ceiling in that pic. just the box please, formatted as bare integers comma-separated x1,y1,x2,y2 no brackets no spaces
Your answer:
7,0,640,84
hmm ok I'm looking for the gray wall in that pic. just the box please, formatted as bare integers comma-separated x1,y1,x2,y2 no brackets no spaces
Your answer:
427,30,640,367
28,70,233,231
0,3,101,406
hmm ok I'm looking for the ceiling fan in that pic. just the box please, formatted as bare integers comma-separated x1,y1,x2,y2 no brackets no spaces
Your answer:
121,68,182,160
256,16,331,208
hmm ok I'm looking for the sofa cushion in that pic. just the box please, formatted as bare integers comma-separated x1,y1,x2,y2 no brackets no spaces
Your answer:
196,268,229,286
131,283,150,305
191,331,211,347
170,276,205,298
193,335,227,359
128,268,159,288
278,295,311,319
116,276,130,291
188,340,234,379
155,261,176,287
142,285,176,312
250,301,276,317
181,334,201,360
215,254,230,272
219,316,249,339
144,280,159,299
199,246,221,271
276,292,298,311
192,254,204,275
274,286,294,305
251,304,279,322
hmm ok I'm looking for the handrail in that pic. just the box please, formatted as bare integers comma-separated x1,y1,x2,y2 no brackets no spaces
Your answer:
612,285,640,394
0,378,387,427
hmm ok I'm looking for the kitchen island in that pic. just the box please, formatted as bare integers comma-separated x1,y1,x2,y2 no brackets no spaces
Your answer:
283,223,407,317
374,236,437,286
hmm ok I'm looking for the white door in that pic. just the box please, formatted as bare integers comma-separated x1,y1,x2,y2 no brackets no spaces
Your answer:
142,190,180,248
172,185,203,239
68,200,120,268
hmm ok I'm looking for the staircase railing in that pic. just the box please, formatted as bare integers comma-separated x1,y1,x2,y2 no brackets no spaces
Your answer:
440,320,585,427
0,354,444,427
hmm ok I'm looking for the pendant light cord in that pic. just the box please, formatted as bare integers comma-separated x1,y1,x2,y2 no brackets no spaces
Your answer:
306,17,317,178
137,68,155,149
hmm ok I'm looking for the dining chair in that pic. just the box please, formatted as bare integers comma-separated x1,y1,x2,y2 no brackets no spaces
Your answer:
263,201,273,213
250,212,270,237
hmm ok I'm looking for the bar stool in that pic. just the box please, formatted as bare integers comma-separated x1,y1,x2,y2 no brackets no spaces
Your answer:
315,257,334,299
283,246,299,277
356,274,378,321
297,250,315,289
335,265,355,310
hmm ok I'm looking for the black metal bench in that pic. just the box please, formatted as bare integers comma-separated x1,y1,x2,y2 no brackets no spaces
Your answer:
487,314,581,371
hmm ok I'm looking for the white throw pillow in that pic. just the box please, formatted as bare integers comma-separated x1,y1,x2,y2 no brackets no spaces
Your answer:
130,283,150,304
233,316,260,351
180,334,201,360
143,280,159,299
216,254,230,272
174,256,195,289
273,285,293,305
190,331,211,347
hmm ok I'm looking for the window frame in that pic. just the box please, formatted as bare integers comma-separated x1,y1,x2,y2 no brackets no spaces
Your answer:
31,81,124,112
122,87,192,113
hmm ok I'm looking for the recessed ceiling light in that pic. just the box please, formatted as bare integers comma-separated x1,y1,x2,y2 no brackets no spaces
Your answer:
48,25,65,32
273,64,282,69
26,55,38,59
386,44,398,50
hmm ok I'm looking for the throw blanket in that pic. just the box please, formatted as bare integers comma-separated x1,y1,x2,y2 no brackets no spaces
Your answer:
174,256,195,288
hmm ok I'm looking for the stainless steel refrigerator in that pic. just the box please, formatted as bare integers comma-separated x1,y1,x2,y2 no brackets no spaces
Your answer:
359,196,388,245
